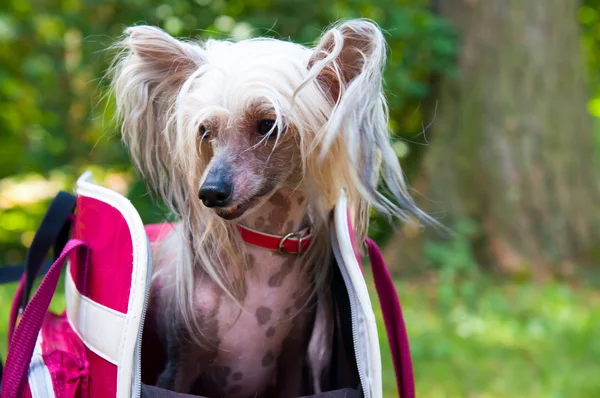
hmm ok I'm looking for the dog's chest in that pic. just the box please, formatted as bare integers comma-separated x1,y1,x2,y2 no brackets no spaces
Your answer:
195,248,315,397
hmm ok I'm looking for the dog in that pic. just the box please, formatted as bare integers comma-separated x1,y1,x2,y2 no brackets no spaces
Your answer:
110,19,433,397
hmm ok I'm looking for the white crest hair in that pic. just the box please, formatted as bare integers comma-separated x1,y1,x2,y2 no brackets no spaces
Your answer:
108,19,435,344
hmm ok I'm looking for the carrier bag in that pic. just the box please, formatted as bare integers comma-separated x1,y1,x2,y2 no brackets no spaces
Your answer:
1,171,415,398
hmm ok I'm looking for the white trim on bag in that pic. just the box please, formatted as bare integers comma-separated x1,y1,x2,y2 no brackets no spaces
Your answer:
72,171,150,398
333,191,383,398
65,263,126,365
28,333,56,398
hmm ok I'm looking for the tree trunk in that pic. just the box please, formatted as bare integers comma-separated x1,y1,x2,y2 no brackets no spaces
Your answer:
387,0,600,276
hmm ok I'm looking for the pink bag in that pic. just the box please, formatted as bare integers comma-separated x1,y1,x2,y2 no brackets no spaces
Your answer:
1,171,415,398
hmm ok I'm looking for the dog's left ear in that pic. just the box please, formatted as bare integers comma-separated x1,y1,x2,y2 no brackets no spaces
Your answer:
308,19,385,102
306,20,431,229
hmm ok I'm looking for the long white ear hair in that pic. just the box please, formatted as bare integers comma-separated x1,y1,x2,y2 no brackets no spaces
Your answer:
108,26,203,204
303,20,438,239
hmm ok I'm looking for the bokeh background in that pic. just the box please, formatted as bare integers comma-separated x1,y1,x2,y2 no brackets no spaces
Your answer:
1,1,600,397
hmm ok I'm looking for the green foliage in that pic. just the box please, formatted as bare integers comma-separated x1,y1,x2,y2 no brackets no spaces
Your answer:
423,218,480,311
581,0,600,99
580,0,600,163
424,218,479,274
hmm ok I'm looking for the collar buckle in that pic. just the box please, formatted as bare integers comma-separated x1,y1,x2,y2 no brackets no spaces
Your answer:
278,232,301,255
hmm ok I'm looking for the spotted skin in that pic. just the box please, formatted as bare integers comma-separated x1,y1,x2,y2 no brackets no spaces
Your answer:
152,187,318,397
246,253,256,270
265,327,276,338
256,306,272,325
267,192,292,230
286,220,295,232
267,256,296,287
262,351,275,367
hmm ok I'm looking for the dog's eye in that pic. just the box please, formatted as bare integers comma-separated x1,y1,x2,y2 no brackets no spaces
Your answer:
257,119,278,138
199,125,209,138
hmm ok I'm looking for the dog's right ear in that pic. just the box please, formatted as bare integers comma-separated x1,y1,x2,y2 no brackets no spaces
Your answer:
122,26,201,85
110,26,202,207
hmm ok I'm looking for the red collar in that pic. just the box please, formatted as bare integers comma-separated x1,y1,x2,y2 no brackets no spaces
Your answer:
236,224,312,254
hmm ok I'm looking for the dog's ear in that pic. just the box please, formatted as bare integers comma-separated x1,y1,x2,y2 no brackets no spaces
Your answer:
123,25,201,84
308,19,385,102
110,26,203,209
305,20,435,230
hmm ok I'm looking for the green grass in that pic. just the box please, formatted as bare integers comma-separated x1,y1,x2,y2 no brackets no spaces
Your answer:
2,274,599,398
369,276,600,398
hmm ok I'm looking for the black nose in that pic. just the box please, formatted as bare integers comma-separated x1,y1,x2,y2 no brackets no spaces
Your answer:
199,180,233,208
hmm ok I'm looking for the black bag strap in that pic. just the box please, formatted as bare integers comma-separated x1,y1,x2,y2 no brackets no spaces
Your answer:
0,261,52,285
0,191,76,386
19,190,76,310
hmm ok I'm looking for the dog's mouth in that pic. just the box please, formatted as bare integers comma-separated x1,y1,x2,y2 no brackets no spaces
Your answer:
214,202,253,220
212,185,278,220
213,196,263,220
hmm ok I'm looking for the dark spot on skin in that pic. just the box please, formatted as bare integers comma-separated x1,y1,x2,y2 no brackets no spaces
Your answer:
267,257,296,287
284,307,291,316
265,327,276,338
232,372,243,381
297,196,305,205
267,209,289,233
292,291,298,299
255,216,266,230
228,385,243,394
245,253,255,270
268,270,284,287
286,220,295,232
262,350,275,367
256,306,272,325
269,191,289,207
266,192,292,233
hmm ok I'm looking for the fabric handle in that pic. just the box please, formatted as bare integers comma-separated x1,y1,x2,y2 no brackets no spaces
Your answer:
365,238,415,398
7,191,75,344
1,239,87,398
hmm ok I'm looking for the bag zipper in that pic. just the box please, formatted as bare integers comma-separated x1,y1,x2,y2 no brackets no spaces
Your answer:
331,191,383,398
132,237,154,398
332,231,372,398
341,265,371,398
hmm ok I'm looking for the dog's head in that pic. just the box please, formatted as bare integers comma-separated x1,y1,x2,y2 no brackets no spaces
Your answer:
111,20,430,226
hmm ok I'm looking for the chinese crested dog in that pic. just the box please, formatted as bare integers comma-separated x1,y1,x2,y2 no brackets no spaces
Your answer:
110,19,432,398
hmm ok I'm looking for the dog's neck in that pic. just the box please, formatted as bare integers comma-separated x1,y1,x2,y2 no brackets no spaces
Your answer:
240,188,309,236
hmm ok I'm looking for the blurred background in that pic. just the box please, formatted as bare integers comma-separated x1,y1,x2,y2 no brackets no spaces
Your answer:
1,0,600,397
